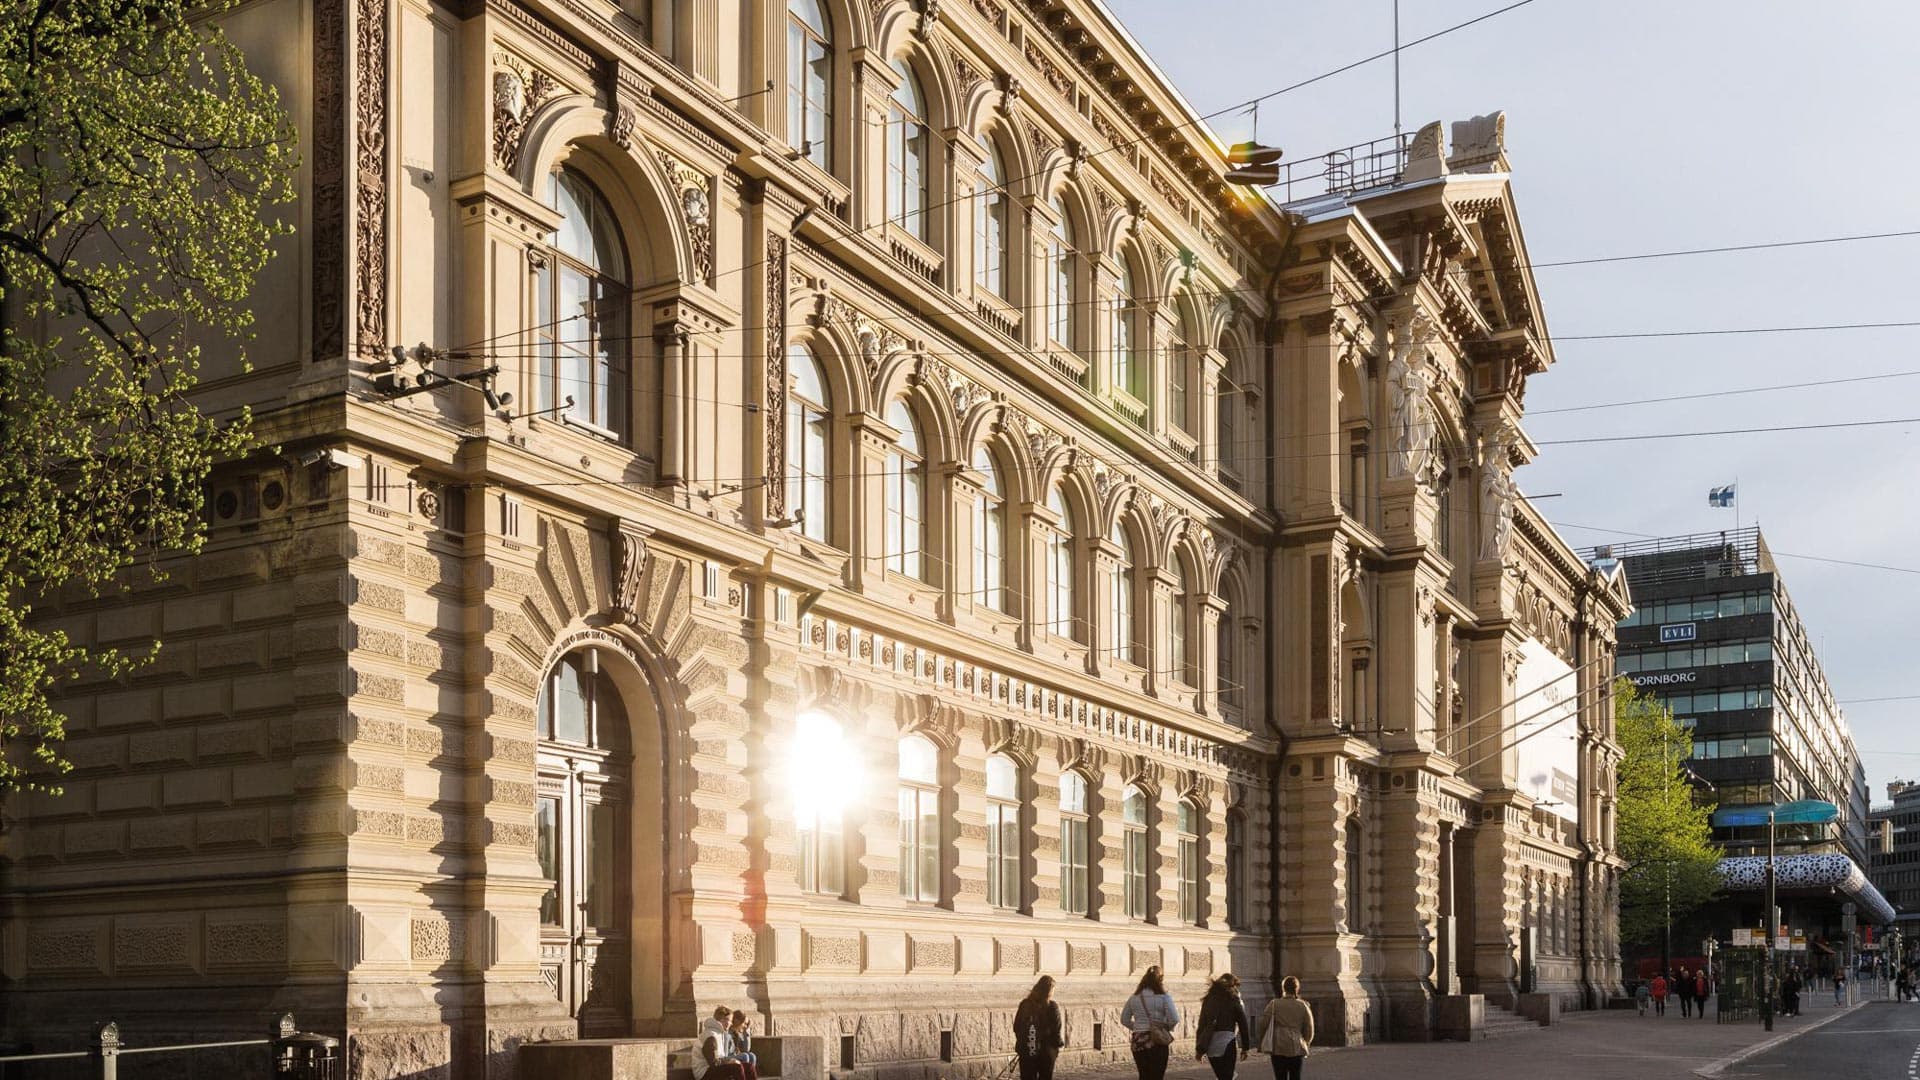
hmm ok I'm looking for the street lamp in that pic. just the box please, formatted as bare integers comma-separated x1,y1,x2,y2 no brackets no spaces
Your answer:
1719,799,1839,1032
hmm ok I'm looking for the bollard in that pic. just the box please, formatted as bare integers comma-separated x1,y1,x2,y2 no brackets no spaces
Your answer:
90,1021,120,1080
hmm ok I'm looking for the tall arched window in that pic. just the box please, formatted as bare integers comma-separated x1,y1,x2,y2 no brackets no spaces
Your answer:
1177,801,1201,924
786,0,832,170
787,346,832,542
1345,816,1365,931
883,400,924,578
1217,602,1239,710
1216,375,1238,488
1111,264,1137,397
791,711,846,895
1048,197,1074,349
1225,809,1247,928
1047,488,1075,640
973,446,1004,611
974,135,1008,297
985,755,1021,910
887,61,930,242
1122,785,1149,919
1169,560,1190,685
1059,772,1089,915
537,169,629,441
898,735,941,901
1110,522,1135,665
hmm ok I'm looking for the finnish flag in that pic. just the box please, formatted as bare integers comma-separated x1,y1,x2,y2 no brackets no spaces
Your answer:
1707,484,1737,508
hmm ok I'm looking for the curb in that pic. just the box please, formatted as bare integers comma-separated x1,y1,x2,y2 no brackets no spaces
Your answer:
1691,1003,1865,1078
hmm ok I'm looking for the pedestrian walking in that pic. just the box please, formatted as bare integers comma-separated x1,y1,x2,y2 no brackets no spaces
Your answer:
1677,967,1692,1017
1257,975,1315,1080
1693,969,1710,1019
1634,980,1650,1016
1783,969,1802,1016
1650,973,1668,1017
1833,970,1845,1007
1014,975,1065,1080
1122,965,1179,1080
694,1006,758,1080
1194,973,1251,1080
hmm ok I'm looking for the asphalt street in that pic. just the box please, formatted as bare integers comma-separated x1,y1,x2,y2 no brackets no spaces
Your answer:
1721,1002,1920,1080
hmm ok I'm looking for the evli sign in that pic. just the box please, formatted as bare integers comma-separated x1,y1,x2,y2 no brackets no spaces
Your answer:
1660,622,1697,643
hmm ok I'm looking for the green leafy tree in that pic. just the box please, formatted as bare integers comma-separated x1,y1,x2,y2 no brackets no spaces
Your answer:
1615,678,1723,952
0,0,295,791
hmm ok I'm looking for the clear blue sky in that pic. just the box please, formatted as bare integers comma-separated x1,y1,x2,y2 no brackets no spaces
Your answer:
1109,0,1920,804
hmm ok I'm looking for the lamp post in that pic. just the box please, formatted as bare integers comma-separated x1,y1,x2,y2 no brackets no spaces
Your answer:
1717,799,1838,1033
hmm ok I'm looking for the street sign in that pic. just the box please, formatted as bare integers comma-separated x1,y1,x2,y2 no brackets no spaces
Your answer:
1733,928,1753,946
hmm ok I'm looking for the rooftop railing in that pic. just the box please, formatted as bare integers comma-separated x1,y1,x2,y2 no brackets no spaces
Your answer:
1273,133,1413,204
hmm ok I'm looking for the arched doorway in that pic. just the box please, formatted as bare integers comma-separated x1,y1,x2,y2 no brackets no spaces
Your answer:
535,645,663,1037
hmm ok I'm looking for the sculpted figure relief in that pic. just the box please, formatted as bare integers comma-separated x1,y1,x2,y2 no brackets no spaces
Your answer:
1387,313,1437,482
1479,421,1520,560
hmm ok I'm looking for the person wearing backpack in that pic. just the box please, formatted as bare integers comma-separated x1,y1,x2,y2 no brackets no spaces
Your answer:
1193,973,1251,1080
1121,965,1179,1080
1013,975,1065,1080
1256,976,1315,1080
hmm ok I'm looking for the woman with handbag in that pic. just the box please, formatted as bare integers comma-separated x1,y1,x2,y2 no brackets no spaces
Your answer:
1120,965,1179,1080
1256,976,1314,1080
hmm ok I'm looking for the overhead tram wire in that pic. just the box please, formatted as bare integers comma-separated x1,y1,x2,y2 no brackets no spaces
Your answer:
442,0,1551,357
431,227,1920,361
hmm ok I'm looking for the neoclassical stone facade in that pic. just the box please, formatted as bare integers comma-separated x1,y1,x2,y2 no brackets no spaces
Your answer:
0,0,1625,1075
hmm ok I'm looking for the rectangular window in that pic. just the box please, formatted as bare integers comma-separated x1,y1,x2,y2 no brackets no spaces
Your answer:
899,785,940,901
799,811,844,896
1061,816,1089,915
537,797,561,926
1178,834,1200,924
1124,826,1148,919
1169,347,1188,432
987,801,1020,909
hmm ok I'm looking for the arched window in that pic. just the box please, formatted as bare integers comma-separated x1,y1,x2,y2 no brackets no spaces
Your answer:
791,711,846,894
1216,375,1237,487
537,169,629,441
974,135,1008,297
1111,264,1137,397
1169,342,1190,434
1169,560,1190,685
973,446,1004,610
887,61,930,241
1217,602,1239,710
787,346,832,542
883,400,924,578
786,0,832,170
1047,487,1075,640
1122,785,1149,919
535,650,633,1031
1059,772,1089,915
1048,197,1074,349
1345,815,1365,932
898,735,940,901
1110,521,1135,665
1177,801,1202,924
985,755,1021,910
1225,809,1247,928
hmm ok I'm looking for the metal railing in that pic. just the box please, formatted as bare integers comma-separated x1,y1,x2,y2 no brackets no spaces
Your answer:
0,1014,336,1079
1273,133,1414,204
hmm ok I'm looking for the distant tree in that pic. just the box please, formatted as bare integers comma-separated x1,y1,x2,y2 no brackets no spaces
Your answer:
0,0,295,791
1615,678,1723,954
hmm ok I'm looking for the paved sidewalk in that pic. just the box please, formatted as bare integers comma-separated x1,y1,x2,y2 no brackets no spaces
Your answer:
1062,997,1862,1080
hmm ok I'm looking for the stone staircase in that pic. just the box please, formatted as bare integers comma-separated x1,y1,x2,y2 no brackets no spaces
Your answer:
1479,1001,1548,1038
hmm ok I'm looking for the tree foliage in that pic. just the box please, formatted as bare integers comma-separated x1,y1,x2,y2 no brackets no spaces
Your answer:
1615,678,1723,947
0,0,294,790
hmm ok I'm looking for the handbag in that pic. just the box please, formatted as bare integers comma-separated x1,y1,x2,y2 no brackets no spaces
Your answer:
1128,993,1175,1051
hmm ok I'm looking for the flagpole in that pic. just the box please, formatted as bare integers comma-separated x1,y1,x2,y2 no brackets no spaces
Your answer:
1736,474,1742,535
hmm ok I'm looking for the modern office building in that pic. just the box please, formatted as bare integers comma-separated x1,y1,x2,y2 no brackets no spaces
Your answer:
1870,780,1920,918
0,0,1629,1074
1601,527,1890,945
